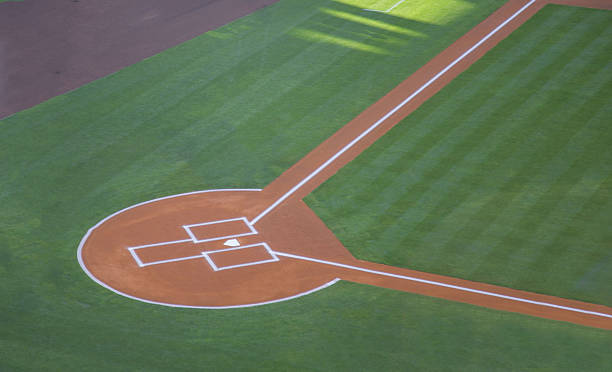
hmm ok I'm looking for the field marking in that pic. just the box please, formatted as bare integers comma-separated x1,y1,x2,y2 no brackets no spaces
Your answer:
129,239,192,250
183,217,258,243
126,216,260,267
363,0,406,13
76,191,262,295
128,248,145,267
78,188,337,309
249,0,537,226
140,254,208,267
203,242,280,271
128,239,279,270
272,251,612,319
128,240,196,267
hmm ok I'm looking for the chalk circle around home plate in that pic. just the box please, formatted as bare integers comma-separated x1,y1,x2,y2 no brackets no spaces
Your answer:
77,189,339,308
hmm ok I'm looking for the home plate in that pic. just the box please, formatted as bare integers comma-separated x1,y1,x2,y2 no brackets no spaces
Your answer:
224,239,240,247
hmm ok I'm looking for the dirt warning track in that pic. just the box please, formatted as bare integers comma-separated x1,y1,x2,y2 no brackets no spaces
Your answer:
79,0,612,330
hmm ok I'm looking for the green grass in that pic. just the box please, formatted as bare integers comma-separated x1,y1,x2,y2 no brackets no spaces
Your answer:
2,0,610,369
1,281,611,371
307,4,612,307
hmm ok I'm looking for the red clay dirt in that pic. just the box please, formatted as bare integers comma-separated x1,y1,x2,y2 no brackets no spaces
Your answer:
0,0,279,119
78,0,612,330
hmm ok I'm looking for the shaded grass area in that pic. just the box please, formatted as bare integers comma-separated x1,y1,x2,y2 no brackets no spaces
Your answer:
1,280,611,371
307,5,612,307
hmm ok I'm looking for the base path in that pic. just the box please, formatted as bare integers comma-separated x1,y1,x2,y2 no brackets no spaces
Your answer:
79,0,612,330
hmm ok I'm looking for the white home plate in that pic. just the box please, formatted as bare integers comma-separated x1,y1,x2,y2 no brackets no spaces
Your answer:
224,239,240,247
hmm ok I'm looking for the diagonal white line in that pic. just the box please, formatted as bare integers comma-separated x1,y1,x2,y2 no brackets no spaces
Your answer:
273,251,612,319
363,0,406,13
250,0,538,225
386,0,407,12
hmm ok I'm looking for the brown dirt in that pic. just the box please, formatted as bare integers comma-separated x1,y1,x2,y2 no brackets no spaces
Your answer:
0,0,279,119
78,0,612,329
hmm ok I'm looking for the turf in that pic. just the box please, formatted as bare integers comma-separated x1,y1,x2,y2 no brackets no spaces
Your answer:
1,280,611,371
2,0,608,369
307,4,612,307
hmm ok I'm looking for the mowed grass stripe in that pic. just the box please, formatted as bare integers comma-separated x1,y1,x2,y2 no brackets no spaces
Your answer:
456,72,611,259
2,3,358,198
426,20,612,269
307,6,575,238
430,29,612,263
390,5,607,241
432,13,612,296
307,5,612,305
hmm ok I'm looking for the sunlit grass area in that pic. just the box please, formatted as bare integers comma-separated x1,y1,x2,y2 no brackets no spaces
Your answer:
342,0,477,24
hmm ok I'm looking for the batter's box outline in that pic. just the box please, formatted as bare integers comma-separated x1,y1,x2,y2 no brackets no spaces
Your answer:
183,217,258,243
203,242,279,271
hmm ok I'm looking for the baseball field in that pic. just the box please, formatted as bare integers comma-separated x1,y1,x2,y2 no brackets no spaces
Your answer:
1,0,611,370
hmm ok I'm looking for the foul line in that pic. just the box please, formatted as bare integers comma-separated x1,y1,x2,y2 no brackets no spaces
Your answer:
273,251,612,319
249,0,537,225
363,0,406,13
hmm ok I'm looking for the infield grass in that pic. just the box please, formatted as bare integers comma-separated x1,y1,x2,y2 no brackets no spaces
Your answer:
2,0,610,369
307,4,612,307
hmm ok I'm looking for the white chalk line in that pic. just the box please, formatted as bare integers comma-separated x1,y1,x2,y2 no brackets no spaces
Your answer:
249,0,538,226
76,189,280,307
203,242,280,271
183,216,258,243
127,216,260,266
272,251,612,319
363,0,406,13
132,241,280,270
140,254,207,267
129,239,192,250
128,248,145,267
79,189,319,309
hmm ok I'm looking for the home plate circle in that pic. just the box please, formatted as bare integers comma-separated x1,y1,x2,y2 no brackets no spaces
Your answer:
77,189,339,308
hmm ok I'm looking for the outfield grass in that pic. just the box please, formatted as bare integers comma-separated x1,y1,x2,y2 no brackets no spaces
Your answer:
307,4,612,307
2,0,610,369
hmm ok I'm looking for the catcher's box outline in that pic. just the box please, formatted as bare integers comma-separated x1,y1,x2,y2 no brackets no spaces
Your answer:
184,217,257,243
203,242,279,271
363,0,407,13
127,217,260,267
